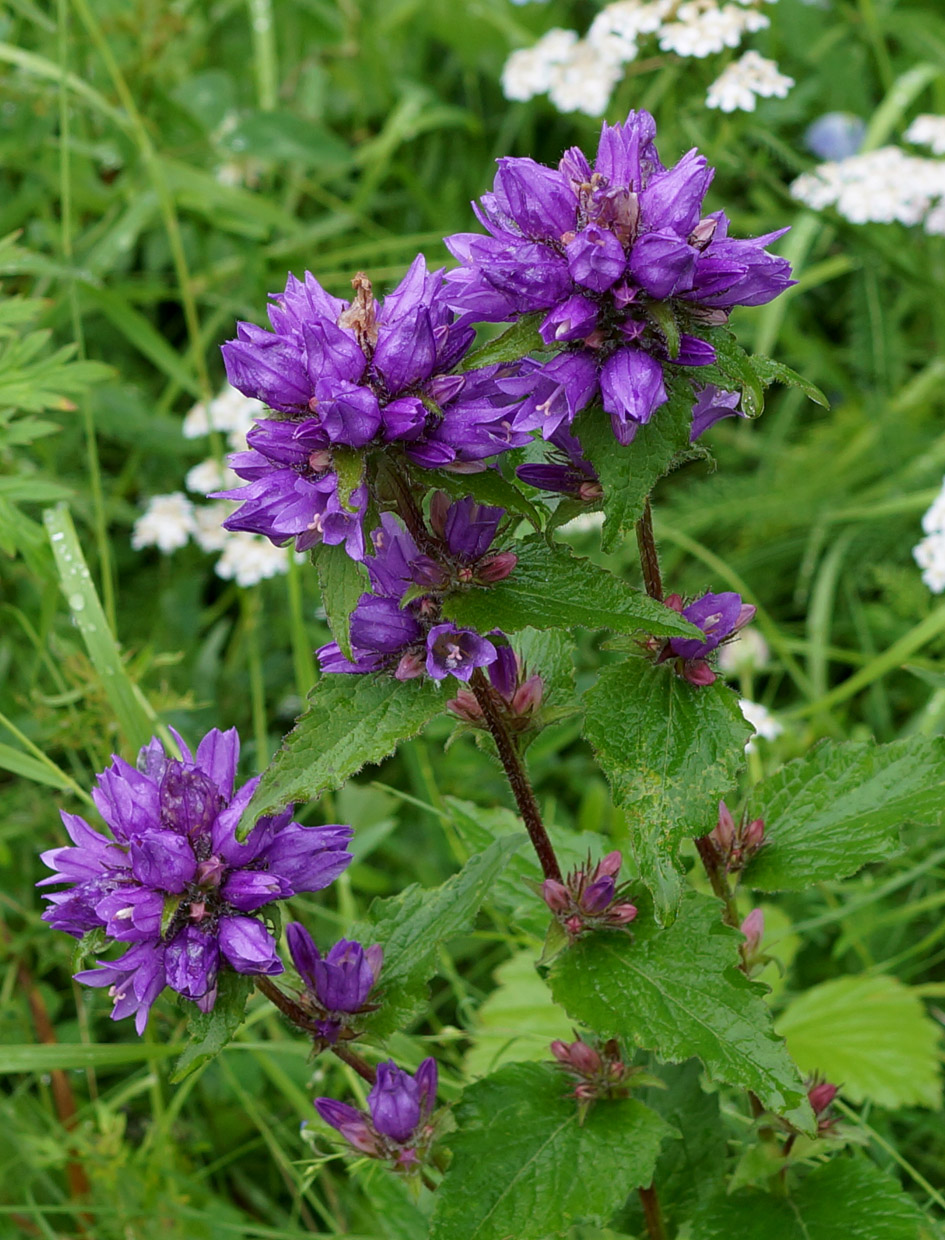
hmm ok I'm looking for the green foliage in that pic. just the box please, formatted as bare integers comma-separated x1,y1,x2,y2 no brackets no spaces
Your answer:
459,314,545,371
443,536,702,639
170,972,253,1083
464,950,573,1078
574,380,698,552
777,974,942,1110
349,835,521,1035
583,657,751,921
431,1062,674,1240
689,1158,929,1239
239,674,444,835
313,541,368,661
550,894,812,1128
746,737,945,890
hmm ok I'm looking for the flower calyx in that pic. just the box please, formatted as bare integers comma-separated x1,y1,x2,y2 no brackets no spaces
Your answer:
707,800,766,874
540,850,637,944
550,1036,652,1122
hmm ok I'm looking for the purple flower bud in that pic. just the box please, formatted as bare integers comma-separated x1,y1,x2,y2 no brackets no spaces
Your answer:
350,595,422,655
744,817,765,850
311,938,381,1015
217,915,282,975
394,652,426,680
130,830,196,894
712,802,736,851
566,226,627,292
599,348,668,445
580,876,617,915
510,675,544,717
476,551,517,583
629,230,697,299
443,496,504,562
555,1039,602,1076
740,908,765,953
639,149,713,237
368,1061,427,1143
595,851,623,879
609,903,638,925
487,645,519,702
221,869,291,912
807,1081,838,1116
315,1098,380,1155
670,592,747,660
286,922,321,989
682,659,716,686
164,924,219,1001
541,879,570,913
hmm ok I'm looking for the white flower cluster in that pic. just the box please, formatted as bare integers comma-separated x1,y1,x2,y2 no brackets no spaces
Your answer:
905,114,945,158
132,385,294,588
913,476,945,593
791,144,945,234
705,50,793,113
500,0,787,118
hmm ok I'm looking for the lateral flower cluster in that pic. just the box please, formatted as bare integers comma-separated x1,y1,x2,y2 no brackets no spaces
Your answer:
38,729,352,1032
317,497,513,683
315,1059,439,1170
444,109,792,447
217,257,528,559
651,590,757,685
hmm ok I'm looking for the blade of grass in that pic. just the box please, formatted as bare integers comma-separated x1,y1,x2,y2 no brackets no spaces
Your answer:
43,503,170,755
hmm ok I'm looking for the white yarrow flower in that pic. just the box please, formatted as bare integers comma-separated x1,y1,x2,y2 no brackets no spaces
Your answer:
185,458,239,496
791,146,945,229
905,114,945,157
706,50,793,112
131,493,195,554
183,384,264,440
547,38,627,116
915,475,945,593
215,532,291,588
718,627,771,674
501,29,579,102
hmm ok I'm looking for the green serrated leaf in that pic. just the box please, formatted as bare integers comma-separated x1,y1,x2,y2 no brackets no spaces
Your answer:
749,355,829,408
704,328,765,419
583,658,750,922
238,674,443,838
648,300,680,359
549,893,812,1129
777,974,942,1110
431,1062,675,1240
459,314,545,371
349,836,521,1035
424,465,543,530
574,381,698,553
312,541,368,661
170,971,253,1083
745,737,945,891
442,536,701,640
689,1157,928,1240
332,446,365,512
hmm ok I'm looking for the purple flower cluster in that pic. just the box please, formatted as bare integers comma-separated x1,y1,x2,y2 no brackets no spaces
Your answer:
286,923,383,1043
541,850,638,941
317,498,512,682
38,729,352,1032
444,110,793,446
217,259,528,558
315,1058,438,1166
657,590,756,685
446,643,544,732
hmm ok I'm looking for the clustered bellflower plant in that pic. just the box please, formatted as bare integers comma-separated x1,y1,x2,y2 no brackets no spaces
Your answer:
41,109,935,1237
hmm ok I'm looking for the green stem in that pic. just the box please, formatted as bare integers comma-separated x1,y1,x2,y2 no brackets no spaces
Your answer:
635,497,663,601
285,555,317,698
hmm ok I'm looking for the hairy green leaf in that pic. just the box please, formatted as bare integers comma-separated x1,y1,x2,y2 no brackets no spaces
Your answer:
749,355,829,408
312,541,367,661
170,972,253,1083
574,381,698,553
464,950,573,1077
442,537,701,640
349,836,521,1035
459,314,545,371
424,464,542,530
583,658,750,922
239,674,443,837
689,1157,928,1240
550,893,812,1128
703,328,765,418
745,737,945,891
431,1062,674,1240
777,974,942,1110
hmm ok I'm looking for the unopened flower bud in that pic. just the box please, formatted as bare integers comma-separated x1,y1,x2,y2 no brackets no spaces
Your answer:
196,855,225,888
510,675,543,716
308,448,332,473
595,851,623,879
394,652,425,681
712,801,736,852
541,879,570,913
609,902,638,924
578,480,604,502
476,551,517,584
550,1040,572,1064
744,817,765,851
807,1081,838,1116
445,689,483,723
569,1040,603,1076
688,216,718,250
580,876,616,914
740,908,764,953
429,491,450,538
683,659,716,686
664,593,684,612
